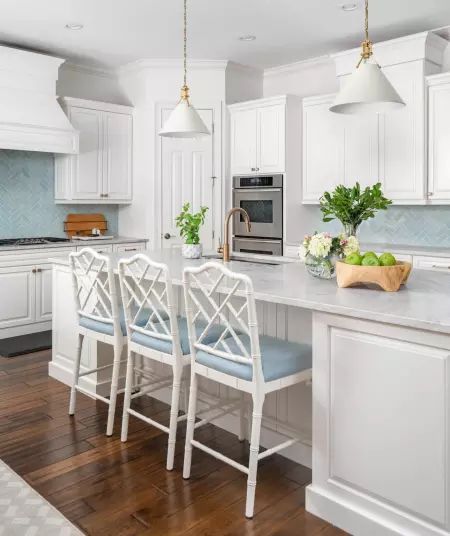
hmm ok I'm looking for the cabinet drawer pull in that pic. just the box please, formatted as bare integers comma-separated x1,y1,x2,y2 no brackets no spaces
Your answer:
124,248,137,252
431,264,450,269
32,268,37,273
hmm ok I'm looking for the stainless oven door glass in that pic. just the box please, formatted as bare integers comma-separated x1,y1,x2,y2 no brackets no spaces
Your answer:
233,238,282,256
233,189,282,239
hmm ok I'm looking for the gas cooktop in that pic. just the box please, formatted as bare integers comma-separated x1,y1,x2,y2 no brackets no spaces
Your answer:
0,237,71,247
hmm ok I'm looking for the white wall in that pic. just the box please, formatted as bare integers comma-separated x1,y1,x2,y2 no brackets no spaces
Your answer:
117,61,228,247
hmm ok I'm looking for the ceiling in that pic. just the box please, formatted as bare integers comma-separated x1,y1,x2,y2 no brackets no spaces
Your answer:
0,0,449,70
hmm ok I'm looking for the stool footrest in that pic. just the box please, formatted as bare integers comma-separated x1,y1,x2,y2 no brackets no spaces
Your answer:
190,439,249,475
75,385,110,405
127,408,170,434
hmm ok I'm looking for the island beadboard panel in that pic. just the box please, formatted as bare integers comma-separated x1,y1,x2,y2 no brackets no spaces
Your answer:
50,263,314,468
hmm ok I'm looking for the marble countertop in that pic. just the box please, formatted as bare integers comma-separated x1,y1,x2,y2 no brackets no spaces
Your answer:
0,237,148,252
362,242,450,257
51,248,450,335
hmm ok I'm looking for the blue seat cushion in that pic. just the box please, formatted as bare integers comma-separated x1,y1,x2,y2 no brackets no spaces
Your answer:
79,308,166,337
130,317,230,356
195,334,312,382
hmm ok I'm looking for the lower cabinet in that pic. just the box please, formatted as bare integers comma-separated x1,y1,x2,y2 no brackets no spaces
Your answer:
0,266,35,329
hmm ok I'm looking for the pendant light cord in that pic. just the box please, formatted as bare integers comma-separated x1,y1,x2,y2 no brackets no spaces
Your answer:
357,0,373,67
364,0,369,42
183,0,187,88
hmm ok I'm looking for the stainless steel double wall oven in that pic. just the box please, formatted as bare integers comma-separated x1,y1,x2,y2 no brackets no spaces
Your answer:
232,174,283,256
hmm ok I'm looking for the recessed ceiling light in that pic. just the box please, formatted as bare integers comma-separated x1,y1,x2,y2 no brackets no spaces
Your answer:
341,3,358,11
239,35,256,42
65,23,84,30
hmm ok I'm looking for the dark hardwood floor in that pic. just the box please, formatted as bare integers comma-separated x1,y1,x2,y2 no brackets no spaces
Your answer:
0,350,346,535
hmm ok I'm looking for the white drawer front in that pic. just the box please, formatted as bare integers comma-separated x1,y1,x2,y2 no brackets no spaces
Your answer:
413,255,450,271
0,247,73,266
76,244,113,254
113,243,146,253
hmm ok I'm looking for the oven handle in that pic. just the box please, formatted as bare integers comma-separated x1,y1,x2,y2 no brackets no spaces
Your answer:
234,238,282,244
233,188,282,193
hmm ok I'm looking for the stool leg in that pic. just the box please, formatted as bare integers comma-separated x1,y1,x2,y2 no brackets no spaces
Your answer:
166,366,182,471
106,343,123,436
238,391,246,442
121,349,135,442
69,333,84,416
183,371,198,479
245,394,265,519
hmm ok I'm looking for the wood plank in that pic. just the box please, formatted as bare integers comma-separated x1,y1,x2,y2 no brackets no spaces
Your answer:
0,349,345,535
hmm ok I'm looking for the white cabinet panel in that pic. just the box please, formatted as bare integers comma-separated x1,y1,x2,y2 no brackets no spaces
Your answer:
0,266,35,328
70,107,103,200
329,327,448,525
55,98,133,204
257,104,285,173
343,114,379,189
35,264,53,322
303,96,343,203
379,63,425,201
230,108,257,174
428,76,450,201
76,244,113,254
103,112,132,201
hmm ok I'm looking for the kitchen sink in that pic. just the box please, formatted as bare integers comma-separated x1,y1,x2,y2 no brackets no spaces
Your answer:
202,254,280,266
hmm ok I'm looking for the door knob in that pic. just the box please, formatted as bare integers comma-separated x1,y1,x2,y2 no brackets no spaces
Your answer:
163,233,172,240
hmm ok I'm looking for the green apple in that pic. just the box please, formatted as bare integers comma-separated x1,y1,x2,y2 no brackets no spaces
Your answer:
361,255,380,266
363,251,378,260
345,253,362,265
379,252,397,266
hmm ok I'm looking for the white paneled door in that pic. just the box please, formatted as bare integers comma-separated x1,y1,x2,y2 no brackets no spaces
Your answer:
161,109,215,250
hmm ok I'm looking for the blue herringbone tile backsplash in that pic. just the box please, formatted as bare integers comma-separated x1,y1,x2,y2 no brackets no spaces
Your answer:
0,150,118,239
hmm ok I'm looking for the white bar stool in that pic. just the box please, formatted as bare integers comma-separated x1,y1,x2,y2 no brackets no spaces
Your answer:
118,254,228,470
182,261,313,518
68,247,128,436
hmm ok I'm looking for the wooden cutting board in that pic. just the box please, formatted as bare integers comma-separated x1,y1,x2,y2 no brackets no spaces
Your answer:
64,214,108,237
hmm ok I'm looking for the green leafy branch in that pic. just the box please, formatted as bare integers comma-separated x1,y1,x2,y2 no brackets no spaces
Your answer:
320,182,392,232
175,202,208,245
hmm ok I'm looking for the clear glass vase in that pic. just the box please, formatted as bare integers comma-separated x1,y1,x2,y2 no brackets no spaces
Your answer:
343,223,358,237
305,253,339,279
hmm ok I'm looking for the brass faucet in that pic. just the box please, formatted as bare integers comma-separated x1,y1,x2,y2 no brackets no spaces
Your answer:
218,208,251,262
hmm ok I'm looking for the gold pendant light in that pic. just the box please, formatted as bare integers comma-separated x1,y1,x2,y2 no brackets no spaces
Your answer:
159,0,210,138
330,0,405,114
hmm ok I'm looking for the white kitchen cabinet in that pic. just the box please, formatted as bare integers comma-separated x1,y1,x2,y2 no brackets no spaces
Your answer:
113,242,146,253
35,264,53,323
302,94,343,203
55,98,133,204
230,97,286,174
413,255,450,272
0,266,35,329
427,72,450,202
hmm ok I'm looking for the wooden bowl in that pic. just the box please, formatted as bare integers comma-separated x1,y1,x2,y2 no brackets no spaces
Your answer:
336,260,412,292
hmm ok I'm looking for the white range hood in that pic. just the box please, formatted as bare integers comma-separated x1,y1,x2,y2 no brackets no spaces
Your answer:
0,46,78,154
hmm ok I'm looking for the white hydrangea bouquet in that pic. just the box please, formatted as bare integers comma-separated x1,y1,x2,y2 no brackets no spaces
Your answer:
301,232,359,279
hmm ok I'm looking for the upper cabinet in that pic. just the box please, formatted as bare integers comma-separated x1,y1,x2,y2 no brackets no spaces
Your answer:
302,31,448,205
427,72,450,202
55,98,133,204
230,97,286,174
302,94,379,203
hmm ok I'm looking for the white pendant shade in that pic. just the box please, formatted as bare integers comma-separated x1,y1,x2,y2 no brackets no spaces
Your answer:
159,98,210,138
330,61,405,114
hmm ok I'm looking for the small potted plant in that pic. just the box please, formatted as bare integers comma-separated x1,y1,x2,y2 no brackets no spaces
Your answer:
302,232,359,279
320,182,392,236
176,202,209,259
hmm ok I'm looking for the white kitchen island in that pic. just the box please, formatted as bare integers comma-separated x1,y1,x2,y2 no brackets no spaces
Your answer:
49,248,450,536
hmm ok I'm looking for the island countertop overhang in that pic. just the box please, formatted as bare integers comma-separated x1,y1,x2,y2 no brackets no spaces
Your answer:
50,248,450,335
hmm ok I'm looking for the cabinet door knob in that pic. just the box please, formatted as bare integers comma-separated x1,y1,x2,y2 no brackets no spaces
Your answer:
32,268,37,274
251,167,256,172
255,167,260,171
163,233,171,240
428,192,433,197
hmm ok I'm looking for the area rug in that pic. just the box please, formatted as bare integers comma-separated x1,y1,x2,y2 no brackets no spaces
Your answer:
0,331,52,358
0,459,83,535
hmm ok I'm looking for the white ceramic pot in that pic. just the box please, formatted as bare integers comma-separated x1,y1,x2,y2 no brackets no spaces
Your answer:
182,243,203,259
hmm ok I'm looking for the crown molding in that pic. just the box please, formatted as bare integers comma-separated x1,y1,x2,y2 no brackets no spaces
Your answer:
226,61,263,75
60,61,117,79
118,58,229,77
264,55,332,77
